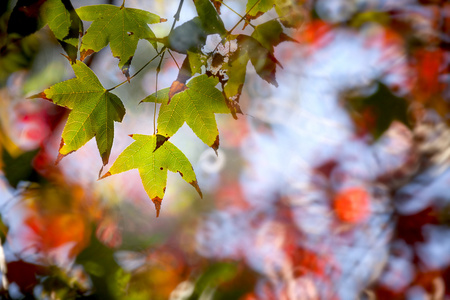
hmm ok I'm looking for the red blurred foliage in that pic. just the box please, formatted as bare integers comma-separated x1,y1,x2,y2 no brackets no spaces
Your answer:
411,48,446,102
333,187,370,224
214,181,250,212
294,19,334,56
24,213,89,258
95,215,122,249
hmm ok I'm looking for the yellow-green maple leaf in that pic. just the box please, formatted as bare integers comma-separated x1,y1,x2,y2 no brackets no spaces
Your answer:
142,75,229,151
101,134,202,217
30,61,125,165
76,4,164,77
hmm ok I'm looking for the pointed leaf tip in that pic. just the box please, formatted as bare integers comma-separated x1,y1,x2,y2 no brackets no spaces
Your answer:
55,153,65,165
211,135,220,155
28,92,51,101
99,171,112,180
190,180,203,198
152,197,162,217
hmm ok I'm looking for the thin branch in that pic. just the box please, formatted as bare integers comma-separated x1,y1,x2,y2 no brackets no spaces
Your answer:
227,0,260,33
106,51,163,92
167,49,181,70
170,0,185,32
211,0,261,54
153,51,166,135
218,0,256,29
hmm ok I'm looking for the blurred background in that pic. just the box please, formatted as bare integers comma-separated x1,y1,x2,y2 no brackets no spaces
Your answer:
0,0,449,299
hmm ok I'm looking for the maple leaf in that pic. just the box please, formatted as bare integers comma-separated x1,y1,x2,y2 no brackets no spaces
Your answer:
76,4,164,78
237,34,280,86
100,134,202,217
30,61,125,165
142,75,229,151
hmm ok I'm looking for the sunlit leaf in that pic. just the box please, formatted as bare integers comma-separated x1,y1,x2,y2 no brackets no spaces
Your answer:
76,4,163,77
101,134,202,217
143,75,229,150
30,60,125,165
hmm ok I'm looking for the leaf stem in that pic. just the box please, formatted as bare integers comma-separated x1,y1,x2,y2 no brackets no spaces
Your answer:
170,0,185,32
228,0,260,34
211,0,261,54
106,50,164,92
218,0,256,29
153,50,166,135
167,49,181,70
120,0,125,9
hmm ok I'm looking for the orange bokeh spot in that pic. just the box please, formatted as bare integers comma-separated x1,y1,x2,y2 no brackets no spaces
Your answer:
24,212,90,258
333,187,370,224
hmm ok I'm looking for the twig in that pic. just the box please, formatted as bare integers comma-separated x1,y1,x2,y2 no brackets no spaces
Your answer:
106,51,163,92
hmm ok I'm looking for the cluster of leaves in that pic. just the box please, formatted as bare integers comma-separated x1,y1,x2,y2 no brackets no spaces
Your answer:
4,0,297,217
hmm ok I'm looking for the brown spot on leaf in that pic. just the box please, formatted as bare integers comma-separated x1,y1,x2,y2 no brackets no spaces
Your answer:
160,167,163,170
160,18,167,23
168,80,187,103
177,171,184,177
80,49,95,61
128,134,134,138
211,135,220,155
190,180,203,198
127,32,133,36
99,171,112,180
152,197,162,218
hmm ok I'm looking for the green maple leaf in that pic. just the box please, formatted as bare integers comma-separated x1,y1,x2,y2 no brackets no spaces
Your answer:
76,4,163,77
30,61,125,165
237,34,280,86
142,75,229,151
101,134,202,217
